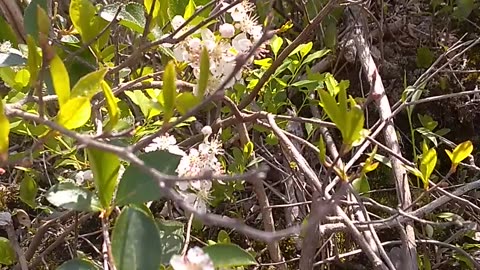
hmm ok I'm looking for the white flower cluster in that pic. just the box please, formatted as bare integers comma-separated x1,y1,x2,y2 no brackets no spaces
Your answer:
176,127,224,214
170,246,214,270
143,127,224,213
144,133,186,156
168,0,263,95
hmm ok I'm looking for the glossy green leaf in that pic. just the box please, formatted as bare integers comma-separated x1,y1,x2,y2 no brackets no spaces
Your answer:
0,237,16,265
196,46,209,98
56,96,92,130
125,90,159,119
325,73,340,96
71,68,108,98
24,0,48,41
420,148,437,189
112,206,162,270
20,174,38,208
87,148,120,209
445,140,473,172
50,54,71,107
14,69,30,89
157,219,184,264
0,100,9,163
115,151,181,206
101,80,119,131
176,92,200,115
46,182,102,212
203,243,257,267
161,61,176,123
0,52,26,67
57,258,99,270
351,176,370,197
100,2,146,34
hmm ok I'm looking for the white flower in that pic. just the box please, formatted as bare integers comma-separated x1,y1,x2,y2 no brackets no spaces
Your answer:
201,126,213,136
219,23,235,38
75,170,93,185
171,15,186,30
144,135,186,156
170,246,214,270
232,33,252,53
184,192,208,214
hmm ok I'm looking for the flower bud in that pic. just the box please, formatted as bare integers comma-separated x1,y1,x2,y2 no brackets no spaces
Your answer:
219,23,235,38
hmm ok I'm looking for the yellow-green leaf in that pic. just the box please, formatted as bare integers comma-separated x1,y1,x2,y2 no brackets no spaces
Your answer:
57,97,92,129
87,148,120,209
404,164,423,180
26,35,40,87
70,0,97,43
0,100,9,162
50,54,70,107
318,135,326,165
446,140,473,170
175,92,199,115
183,0,196,19
420,148,437,189
36,5,50,36
71,68,108,98
101,80,119,131
161,61,176,123
196,46,209,98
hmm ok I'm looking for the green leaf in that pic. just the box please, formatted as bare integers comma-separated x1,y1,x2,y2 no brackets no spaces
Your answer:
0,16,18,47
100,3,146,34
24,0,49,41
71,68,108,98
101,80,119,131
161,61,176,123
87,148,120,209
452,0,474,20
288,43,311,58
324,73,340,96
299,42,313,58
445,140,473,172
175,92,200,115
0,52,26,67
184,0,196,19
270,35,283,58
20,174,38,208
26,36,40,87
157,219,184,264
14,69,30,89
115,151,181,206
0,237,16,265
112,206,162,270
0,100,9,163
420,147,437,189
319,90,340,123
318,136,326,164
69,0,99,44
351,176,370,197
404,164,424,179
304,49,330,64
217,230,231,244
324,21,337,50
49,54,71,107
46,182,102,212
36,5,50,36
416,47,434,69
56,96,92,130
57,259,99,270
196,46,209,98
203,243,257,267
